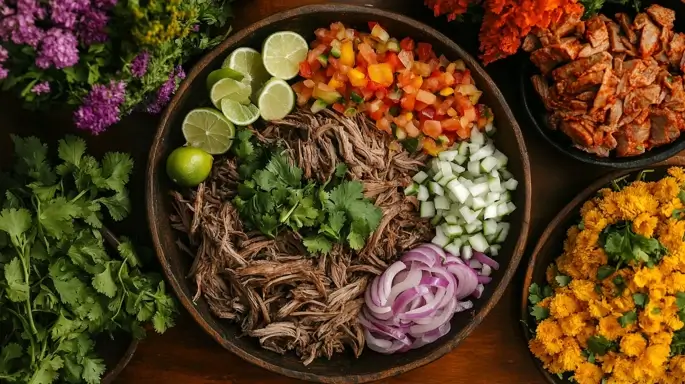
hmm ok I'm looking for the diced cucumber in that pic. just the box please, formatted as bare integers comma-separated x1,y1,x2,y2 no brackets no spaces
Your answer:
317,54,329,67
480,156,499,173
499,169,514,180
459,206,479,224
430,210,444,226
468,143,481,155
500,191,512,202
311,99,328,113
444,214,459,225
485,123,496,136
489,244,501,256
444,241,461,256
420,201,436,218
432,225,450,247
483,204,498,220
495,223,510,243
430,158,441,174
438,175,456,187
330,40,342,58
503,179,519,191
413,171,429,184
386,38,400,52
468,233,489,253
433,170,443,181
483,219,498,236
506,202,516,214
434,195,450,210
492,150,508,167
485,192,500,204
447,180,470,203
465,221,482,234
417,185,430,201
429,181,444,196
439,162,453,177
453,154,467,165
496,202,509,216
472,197,487,210
404,183,420,196
488,176,504,193
467,160,480,176
461,245,473,260
450,163,466,174
438,150,459,162
470,126,485,146
468,182,488,197
457,141,470,156
470,143,495,162
442,223,463,237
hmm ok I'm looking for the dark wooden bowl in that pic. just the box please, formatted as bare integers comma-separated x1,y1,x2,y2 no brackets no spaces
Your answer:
98,227,139,383
146,4,532,383
520,156,685,384
519,0,685,169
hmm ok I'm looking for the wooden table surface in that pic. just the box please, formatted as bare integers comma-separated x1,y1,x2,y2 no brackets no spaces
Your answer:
0,0,638,383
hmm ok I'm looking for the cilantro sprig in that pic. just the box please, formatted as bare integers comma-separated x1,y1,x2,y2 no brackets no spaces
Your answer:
600,222,668,269
0,136,176,384
528,283,554,322
232,140,382,255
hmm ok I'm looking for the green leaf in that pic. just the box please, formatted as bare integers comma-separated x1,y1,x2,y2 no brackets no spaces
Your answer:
101,152,134,193
303,236,333,254
633,292,648,308
39,197,80,239
679,190,685,205
618,310,637,328
92,262,117,298
597,266,614,280
555,275,571,287
676,292,685,310
152,310,174,333
81,356,106,384
587,335,615,356
98,191,131,221
319,211,345,240
613,275,627,296
50,311,83,340
530,305,549,321
0,342,22,372
117,238,141,267
334,163,348,178
0,208,32,241
11,135,56,184
265,152,302,188
28,355,63,384
4,257,29,302
58,135,87,167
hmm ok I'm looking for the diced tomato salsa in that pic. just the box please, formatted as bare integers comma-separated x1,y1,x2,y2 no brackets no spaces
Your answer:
291,22,495,156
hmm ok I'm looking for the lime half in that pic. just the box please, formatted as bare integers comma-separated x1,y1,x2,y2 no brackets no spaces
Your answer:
206,68,245,90
223,47,270,101
258,78,294,121
166,146,213,187
182,108,235,155
210,78,251,108
262,31,309,80
221,99,260,126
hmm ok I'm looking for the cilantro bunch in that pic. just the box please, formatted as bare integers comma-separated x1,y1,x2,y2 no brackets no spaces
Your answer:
600,222,668,269
0,136,176,384
232,130,382,254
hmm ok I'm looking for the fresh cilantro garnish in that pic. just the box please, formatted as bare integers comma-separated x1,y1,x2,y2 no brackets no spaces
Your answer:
555,275,571,287
0,136,177,384
600,222,668,268
530,305,550,321
671,329,685,356
587,335,617,356
528,283,553,305
633,293,648,309
234,148,382,254
652,307,662,315
613,275,627,296
581,349,596,363
401,138,420,153
597,266,614,280
618,310,638,327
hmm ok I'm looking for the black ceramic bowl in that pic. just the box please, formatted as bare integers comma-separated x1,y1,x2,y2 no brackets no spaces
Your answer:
520,0,685,169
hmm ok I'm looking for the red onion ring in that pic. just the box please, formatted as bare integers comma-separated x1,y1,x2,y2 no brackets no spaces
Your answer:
473,251,500,270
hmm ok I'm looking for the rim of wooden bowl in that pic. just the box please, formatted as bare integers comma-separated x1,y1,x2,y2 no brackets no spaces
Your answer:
520,156,685,384
146,4,532,383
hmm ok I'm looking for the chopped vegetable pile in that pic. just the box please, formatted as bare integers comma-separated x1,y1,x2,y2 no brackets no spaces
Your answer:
292,22,495,156
0,136,176,384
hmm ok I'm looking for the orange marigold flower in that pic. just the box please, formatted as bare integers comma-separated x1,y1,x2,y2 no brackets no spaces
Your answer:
425,0,481,21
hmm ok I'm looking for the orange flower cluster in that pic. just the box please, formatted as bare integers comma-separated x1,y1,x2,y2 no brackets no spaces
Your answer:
478,0,584,64
424,0,480,21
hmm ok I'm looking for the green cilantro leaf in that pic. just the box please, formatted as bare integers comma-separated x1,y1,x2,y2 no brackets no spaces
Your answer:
0,342,22,371
152,310,174,334
319,211,345,240
11,135,55,185
671,329,685,356
597,266,614,280
0,208,32,242
98,191,131,221
334,163,348,178
28,355,63,384
530,305,549,321
265,152,302,188
587,335,616,356
118,238,142,267
613,275,627,296
38,197,81,239
633,292,648,308
100,152,134,193
528,283,550,305
303,236,334,254
81,356,106,384
555,275,571,287
57,135,87,167
92,262,117,298
618,310,637,327
4,257,29,302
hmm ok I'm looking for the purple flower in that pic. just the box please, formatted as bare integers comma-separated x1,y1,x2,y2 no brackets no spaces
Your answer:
130,51,150,78
0,0,46,48
192,25,200,32
93,0,117,9
31,81,50,94
146,66,186,114
77,8,108,46
0,46,8,62
50,0,89,29
74,80,126,135
0,65,7,80
35,28,79,69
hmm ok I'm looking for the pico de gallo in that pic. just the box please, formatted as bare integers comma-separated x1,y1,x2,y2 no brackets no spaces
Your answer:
291,22,495,156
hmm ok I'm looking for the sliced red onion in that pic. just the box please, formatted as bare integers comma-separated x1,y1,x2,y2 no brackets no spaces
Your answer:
473,251,499,270
469,259,483,269
387,269,422,304
446,263,478,300
409,297,457,335
477,275,492,284
419,243,447,261
456,300,474,312
472,284,485,299
379,261,407,305
481,264,492,277
401,248,437,267
443,255,464,265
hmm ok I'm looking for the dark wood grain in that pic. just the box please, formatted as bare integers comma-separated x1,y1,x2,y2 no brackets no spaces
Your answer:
146,4,531,383
0,0,670,383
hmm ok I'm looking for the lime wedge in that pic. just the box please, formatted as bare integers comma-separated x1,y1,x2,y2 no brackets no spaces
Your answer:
182,108,235,155
262,31,309,80
221,99,260,126
258,78,294,121
210,78,251,108
206,68,245,90
223,47,270,101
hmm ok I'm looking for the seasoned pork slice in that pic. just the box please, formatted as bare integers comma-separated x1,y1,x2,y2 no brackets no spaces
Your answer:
663,76,685,111
592,69,619,112
649,108,681,146
620,36,639,56
616,13,638,44
623,84,662,116
607,100,624,128
579,40,611,58
639,18,661,58
523,34,541,52
586,16,610,48
552,51,612,81
625,59,660,87
559,119,594,147
668,33,685,69
607,21,627,53
530,38,583,73
646,4,676,29
577,91,597,101
531,75,555,111
616,119,650,157
557,70,604,95
552,13,582,38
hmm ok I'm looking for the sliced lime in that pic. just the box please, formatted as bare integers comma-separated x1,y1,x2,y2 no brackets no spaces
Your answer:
206,68,245,90
210,78,251,108
223,47,270,101
182,108,235,155
221,99,260,126
258,78,295,121
262,31,309,80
